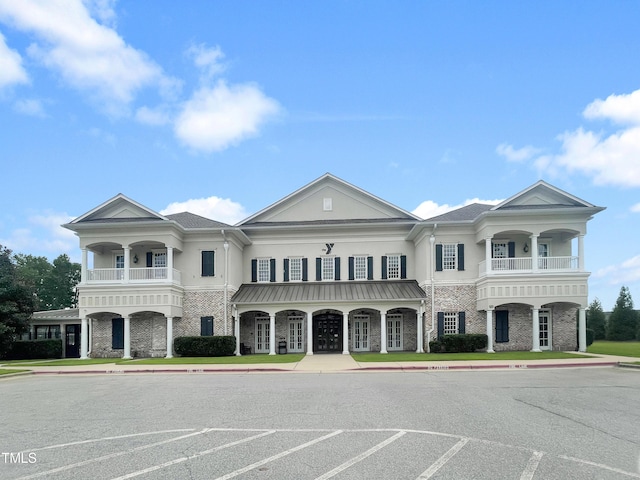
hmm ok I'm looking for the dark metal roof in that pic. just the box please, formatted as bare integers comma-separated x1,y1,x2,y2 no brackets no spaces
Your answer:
231,280,426,305
165,212,231,229
31,308,80,321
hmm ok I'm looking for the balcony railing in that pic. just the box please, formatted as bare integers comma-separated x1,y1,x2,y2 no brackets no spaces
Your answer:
85,267,181,284
479,256,579,276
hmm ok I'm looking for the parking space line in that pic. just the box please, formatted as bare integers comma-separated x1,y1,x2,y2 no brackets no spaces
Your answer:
520,451,543,480
416,437,469,479
213,430,343,480
110,430,277,480
314,430,407,480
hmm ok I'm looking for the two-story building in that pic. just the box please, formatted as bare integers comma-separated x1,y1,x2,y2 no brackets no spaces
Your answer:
62,173,604,359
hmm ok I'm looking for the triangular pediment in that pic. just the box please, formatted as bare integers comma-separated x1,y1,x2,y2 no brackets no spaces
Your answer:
69,194,167,224
239,173,420,225
492,181,597,211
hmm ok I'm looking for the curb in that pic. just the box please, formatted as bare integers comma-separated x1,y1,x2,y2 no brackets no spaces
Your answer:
350,362,621,372
618,362,640,370
31,367,290,375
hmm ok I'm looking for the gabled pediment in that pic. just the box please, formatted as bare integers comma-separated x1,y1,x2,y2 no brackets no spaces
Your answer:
492,181,597,211
239,173,420,225
69,194,168,225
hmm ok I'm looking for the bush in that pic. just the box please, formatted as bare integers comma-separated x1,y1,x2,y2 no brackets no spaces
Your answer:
4,339,62,360
429,334,487,353
173,336,236,357
576,328,595,349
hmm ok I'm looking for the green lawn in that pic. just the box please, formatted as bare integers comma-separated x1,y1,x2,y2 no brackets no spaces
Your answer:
126,354,306,365
351,351,590,362
2,358,125,367
0,368,30,375
587,341,640,358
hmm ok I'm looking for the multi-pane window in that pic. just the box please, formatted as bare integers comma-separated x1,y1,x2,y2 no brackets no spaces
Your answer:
322,256,335,280
387,254,400,279
257,258,271,282
289,257,302,281
354,255,367,280
492,243,508,258
115,254,125,269
443,312,459,334
442,244,457,270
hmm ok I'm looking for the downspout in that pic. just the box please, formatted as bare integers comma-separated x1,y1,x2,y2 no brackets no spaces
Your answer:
222,230,229,336
87,319,92,356
426,224,437,352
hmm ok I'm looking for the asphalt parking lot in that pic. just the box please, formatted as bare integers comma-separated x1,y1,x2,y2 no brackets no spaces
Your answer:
2,368,639,479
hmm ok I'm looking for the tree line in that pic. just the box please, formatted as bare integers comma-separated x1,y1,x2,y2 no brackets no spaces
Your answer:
0,245,80,356
587,286,640,341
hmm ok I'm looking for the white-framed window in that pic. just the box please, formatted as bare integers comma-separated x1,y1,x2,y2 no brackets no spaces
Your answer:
442,244,457,270
443,312,459,334
354,255,368,280
387,254,400,279
492,243,508,258
257,258,271,283
353,314,370,351
323,197,333,211
322,256,335,280
114,254,124,269
289,257,303,282
386,314,403,350
538,243,549,257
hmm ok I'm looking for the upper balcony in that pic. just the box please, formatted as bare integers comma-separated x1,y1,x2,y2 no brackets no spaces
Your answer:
479,256,580,277
84,267,182,285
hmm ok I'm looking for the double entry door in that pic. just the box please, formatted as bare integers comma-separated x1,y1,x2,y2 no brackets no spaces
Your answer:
314,314,342,353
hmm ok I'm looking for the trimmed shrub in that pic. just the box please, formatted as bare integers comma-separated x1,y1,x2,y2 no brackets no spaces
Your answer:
5,339,62,360
173,336,236,357
430,334,488,353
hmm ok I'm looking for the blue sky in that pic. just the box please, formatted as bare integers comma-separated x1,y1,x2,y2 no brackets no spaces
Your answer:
1,0,639,311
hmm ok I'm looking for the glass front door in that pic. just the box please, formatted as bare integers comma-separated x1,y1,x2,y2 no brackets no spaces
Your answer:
353,315,369,351
255,318,270,353
314,314,342,353
387,314,403,351
539,310,551,350
288,317,304,353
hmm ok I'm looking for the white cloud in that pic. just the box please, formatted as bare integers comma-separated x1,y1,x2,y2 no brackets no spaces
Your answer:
0,211,78,258
0,0,173,113
631,203,640,213
135,105,171,126
583,89,640,125
187,43,226,81
13,98,46,117
593,254,640,285
496,143,541,162
161,196,249,225
0,31,28,88
412,198,501,220
174,80,280,152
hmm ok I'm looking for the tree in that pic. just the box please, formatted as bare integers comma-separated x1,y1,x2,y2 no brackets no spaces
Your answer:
586,298,606,340
14,254,52,310
606,286,639,341
0,245,34,357
14,253,80,310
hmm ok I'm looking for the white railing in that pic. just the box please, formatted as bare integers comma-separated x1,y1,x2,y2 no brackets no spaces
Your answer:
86,268,181,284
479,256,580,276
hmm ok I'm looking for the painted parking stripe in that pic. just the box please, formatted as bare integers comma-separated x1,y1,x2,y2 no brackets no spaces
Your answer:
416,437,470,479
314,430,407,480
520,451,543,480
213,430,343,480
110,430,276,480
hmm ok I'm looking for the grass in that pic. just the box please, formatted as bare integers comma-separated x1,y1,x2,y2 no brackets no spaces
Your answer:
351,351,590,362
1,358,126,367
587,341,640,358
0,368,29,375
125,354,306,365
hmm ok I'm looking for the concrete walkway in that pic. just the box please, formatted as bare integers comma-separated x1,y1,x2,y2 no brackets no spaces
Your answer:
1,352,638,376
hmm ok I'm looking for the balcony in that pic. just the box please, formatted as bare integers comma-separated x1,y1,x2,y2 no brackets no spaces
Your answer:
479,256,579,276
85,267,182,285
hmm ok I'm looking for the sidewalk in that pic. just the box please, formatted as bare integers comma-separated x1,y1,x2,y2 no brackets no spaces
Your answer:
2,352,638,376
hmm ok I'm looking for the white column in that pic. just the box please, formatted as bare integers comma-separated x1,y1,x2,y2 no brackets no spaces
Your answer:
486,309,494,353
167,246,174,282
80,317,89,359
269,315,276,355
485,236,493,274
165,317,173,358
81,248,88,284
342,313,349,354
531,308,541,352
123,316,132,359
380,313,388,354
578,308,587,352
123,246,130,283
235,307,241,356
306,311,314,355
530,234,539,272
578,234,585,271
416,307,424,353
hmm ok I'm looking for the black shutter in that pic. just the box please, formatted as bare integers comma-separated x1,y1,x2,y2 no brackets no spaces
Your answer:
334,257,340,280
251,259,257,282
436,244,443,271
496,311,509,343
202,251,215,276
112,318,124,349
283,259,289,282
316,258,322,281
458,244,465,271
400,255,407,279
146,252,153,267
508,241,515,258
302,258,308,281
437,312,444,338
381,256,388,279
348,257,354,280
270,258,276,282
458,312,466,334
200,316,214,336
367,256,373,280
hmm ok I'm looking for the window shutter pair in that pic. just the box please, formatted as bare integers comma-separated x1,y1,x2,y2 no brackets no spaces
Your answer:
435,244,465,271
284,258,308,282
347,256,374,280
200,316,214,336
436,311,466,338
315,257,340,281
381,255,407,279
201,251,215,276
250,259,276,282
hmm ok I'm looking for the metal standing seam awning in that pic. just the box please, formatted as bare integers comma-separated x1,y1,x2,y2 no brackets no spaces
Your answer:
231,280,427,307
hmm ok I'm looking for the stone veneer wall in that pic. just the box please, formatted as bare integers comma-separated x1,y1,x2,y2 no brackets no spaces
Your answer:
180,289,236,337
90,312,168,358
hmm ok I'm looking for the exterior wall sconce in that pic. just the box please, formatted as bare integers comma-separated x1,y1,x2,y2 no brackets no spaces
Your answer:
523,243,529,253
133,254,138,264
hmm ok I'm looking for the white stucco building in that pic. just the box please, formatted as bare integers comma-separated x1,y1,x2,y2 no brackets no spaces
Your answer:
61,173,604,358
